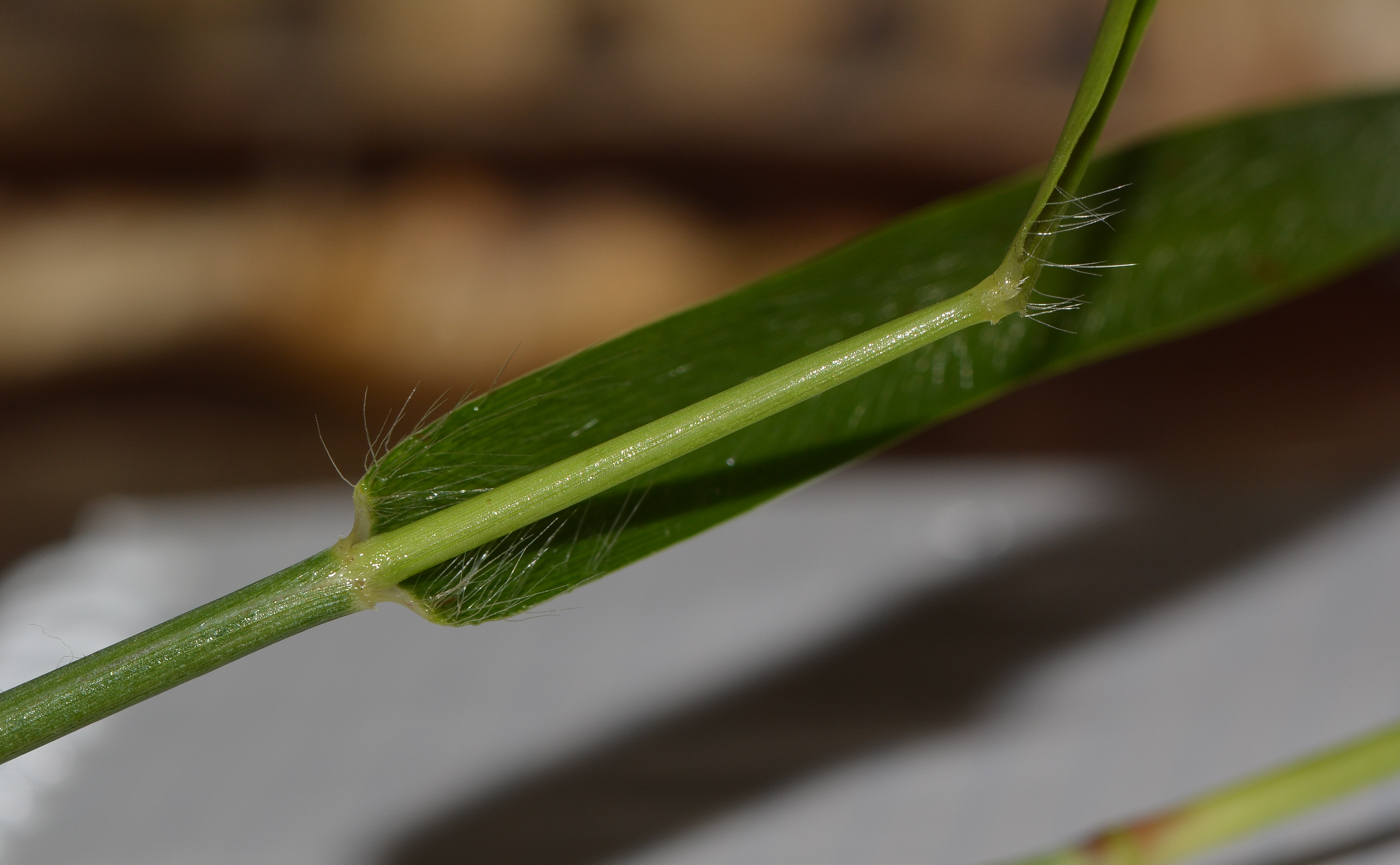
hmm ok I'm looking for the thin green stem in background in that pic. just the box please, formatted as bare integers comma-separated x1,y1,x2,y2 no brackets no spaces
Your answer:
1010,718,1400,865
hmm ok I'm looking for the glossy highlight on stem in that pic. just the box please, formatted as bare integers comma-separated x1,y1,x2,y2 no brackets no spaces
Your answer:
0,551,359,764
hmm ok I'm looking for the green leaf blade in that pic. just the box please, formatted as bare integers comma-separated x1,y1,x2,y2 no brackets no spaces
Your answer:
363,92,1400,625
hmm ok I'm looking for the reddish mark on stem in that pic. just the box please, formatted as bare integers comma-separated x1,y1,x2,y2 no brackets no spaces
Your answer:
1079,810,1183,865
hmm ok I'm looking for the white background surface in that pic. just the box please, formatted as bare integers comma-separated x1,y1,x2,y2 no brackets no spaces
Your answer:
1,461,1399,865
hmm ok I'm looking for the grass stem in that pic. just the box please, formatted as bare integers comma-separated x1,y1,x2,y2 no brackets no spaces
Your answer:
347,282,997,596
0,550,359,764
1012,720,1400,865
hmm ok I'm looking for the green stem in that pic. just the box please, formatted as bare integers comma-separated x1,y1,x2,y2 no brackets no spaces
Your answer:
1012,0,1155,254
1054,0,1157,203
1011,0,1156,299
0,550,360,764
1013,720,1400,865
350,282,998,593
0,281,998,766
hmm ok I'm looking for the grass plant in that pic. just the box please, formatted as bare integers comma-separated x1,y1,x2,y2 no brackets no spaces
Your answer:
6,1,1400,860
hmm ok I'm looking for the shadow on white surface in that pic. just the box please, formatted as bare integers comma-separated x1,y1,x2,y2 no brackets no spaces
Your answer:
1,461,1398,865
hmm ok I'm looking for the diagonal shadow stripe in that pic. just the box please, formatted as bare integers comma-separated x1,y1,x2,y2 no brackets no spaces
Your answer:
376,474,1382,865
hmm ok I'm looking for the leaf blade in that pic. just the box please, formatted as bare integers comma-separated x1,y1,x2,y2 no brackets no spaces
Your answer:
364,92,1400,625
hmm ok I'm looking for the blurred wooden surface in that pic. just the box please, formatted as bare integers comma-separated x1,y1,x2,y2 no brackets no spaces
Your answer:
0,1,1398,389
0,172,883,386
1,1,1398,572
0,0,1396,171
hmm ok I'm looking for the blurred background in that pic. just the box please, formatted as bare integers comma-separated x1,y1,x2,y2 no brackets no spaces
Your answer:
5,3,1400,864
2,0,1400,572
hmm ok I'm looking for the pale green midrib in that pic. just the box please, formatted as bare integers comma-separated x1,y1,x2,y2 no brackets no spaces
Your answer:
349,286,994,590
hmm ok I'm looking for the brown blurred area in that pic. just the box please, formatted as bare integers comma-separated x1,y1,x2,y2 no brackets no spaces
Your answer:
3,0,1400,573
